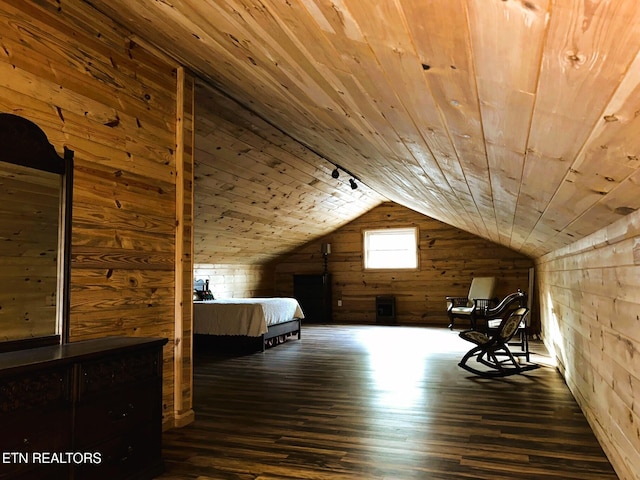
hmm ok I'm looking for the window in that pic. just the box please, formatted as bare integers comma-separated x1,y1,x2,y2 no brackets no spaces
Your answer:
363,227,418,269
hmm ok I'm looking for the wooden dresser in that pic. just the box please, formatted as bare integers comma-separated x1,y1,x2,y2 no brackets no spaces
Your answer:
0,337,167,480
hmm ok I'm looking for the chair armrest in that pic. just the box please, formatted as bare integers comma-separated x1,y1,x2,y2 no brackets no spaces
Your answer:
472,298,496,316
446,296,469,312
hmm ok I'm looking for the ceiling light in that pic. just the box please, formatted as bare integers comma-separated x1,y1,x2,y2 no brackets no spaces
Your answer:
327,163,362,190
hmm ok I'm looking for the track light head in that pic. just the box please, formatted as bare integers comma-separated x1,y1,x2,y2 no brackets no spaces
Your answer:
328,163,360,190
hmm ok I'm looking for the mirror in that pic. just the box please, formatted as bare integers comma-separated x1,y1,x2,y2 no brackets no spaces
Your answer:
0,113,73,352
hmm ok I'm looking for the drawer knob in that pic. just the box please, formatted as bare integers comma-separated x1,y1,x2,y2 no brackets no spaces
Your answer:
108,403,135,421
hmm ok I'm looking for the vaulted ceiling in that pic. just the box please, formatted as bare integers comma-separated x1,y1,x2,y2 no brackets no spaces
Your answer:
86,0,640,263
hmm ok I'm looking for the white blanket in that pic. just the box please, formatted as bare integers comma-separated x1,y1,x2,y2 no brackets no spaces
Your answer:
194,298,305,337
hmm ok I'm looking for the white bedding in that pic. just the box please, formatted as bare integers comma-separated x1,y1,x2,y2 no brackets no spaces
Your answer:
194,298,305,337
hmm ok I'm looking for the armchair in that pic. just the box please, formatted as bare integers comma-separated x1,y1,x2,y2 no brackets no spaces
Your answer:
446,277,497,330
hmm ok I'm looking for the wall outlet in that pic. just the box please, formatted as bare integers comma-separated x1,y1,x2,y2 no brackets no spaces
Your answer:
337,299,342,307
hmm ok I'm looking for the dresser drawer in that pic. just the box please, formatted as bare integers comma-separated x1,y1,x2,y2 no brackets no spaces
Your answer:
78,349,162,399
0,408,71,452
72,423,163,480
0,367,70,414
0,366,72,479
0,408,71,480
74,379,160,448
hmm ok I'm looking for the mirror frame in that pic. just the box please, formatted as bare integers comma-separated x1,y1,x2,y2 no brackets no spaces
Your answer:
0,113,73,352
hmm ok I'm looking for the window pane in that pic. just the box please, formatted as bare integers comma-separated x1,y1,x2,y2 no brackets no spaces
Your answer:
364,228,418,269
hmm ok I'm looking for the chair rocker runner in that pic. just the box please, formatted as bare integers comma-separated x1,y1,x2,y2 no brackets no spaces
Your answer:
458,307,539,377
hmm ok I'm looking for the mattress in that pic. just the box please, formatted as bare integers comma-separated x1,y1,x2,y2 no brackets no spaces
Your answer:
193,297,305,337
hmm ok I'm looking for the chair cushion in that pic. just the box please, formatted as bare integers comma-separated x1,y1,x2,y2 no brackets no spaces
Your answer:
487,319,501,329
487,318,525,329
459,330,489,346
451,306,474,315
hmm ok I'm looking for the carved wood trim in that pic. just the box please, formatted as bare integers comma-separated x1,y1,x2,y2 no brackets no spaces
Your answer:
0,369,69,413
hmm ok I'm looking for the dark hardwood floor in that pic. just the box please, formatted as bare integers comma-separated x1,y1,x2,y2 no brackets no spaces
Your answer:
157,324,618,480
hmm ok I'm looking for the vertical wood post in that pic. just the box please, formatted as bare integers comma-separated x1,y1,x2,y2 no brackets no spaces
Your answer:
174,66,195,427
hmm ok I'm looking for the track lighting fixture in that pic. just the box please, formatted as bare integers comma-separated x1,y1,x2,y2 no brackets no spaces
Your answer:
328,162,362,191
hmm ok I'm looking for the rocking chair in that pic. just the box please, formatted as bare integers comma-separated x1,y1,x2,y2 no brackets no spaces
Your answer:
479,289,527,333
458,307,539,377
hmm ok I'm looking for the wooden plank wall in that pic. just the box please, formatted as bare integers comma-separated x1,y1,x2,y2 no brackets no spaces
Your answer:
193,264,277,299
275,202,533,326
537,209,640,480
0,0,191,428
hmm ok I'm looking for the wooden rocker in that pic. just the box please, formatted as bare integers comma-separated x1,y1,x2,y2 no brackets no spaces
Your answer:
458,307,540,377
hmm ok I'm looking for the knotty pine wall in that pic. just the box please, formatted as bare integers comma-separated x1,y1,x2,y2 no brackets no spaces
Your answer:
194,264,277,299
275,202,534,326
537,209,640,480
0,1,194,429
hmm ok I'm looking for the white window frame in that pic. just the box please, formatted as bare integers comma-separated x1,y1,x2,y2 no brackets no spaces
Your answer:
363,227,419,270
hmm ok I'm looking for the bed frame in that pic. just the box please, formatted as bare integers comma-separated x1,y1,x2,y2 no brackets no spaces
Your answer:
194,318,302,353
261,318,302,351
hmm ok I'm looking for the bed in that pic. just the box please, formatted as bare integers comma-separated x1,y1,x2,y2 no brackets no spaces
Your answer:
193,297,305,352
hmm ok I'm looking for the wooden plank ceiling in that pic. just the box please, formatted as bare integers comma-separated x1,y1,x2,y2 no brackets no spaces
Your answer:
85,0,640,263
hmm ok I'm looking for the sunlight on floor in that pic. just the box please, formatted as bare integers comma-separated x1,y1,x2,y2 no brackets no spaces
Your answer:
355,326,469,355
355,327,466,409
353,325,557,408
